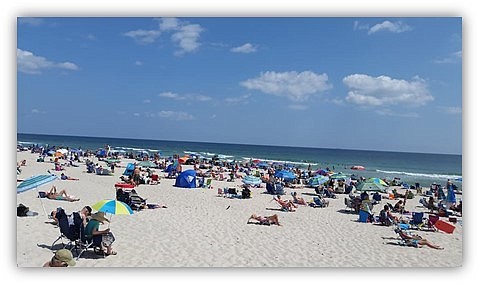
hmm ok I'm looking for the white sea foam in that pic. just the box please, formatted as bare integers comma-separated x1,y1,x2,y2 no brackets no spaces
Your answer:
375,169,462,181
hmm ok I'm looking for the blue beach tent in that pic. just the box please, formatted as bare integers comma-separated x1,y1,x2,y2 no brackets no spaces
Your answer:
175,169,197,188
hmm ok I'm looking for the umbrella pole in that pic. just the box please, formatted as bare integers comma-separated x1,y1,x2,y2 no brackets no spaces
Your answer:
36,188,49,217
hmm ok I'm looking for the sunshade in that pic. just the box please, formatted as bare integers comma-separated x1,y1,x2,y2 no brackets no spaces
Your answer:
329,173,348,180
92,199,133,215
274,170,296,180
17,174,58,194
137,160,157,168
356,181,387,192
367,177,388,187
308,175,329,187
17,174,58,216
242,175,262,185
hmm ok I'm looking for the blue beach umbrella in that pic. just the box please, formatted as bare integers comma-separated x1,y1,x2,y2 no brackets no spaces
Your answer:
242,175,262,186
367,177,388,187
274,170,296,180
329,173,348,180
17,174,58,216
17,174,58,194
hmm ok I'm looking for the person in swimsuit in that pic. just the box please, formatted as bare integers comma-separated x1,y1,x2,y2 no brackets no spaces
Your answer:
395,228,443,249
46,186,80,202
247,214,281,226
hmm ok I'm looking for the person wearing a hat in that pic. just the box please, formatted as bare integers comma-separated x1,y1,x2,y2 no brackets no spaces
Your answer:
85,212,117,256
43,249,76,267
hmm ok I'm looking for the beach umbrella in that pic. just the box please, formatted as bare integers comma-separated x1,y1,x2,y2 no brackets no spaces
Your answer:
315,169,330,176
17,174,58,193
137,160,157,168
92,199,133,215
256,162,269,168
329,173,348,180
17,174,58,216
351,165,365,170
242,175,262,186
356,181,387,193
367,177,388,187
274,170,296,180
91,199,133,228
308,175,330,187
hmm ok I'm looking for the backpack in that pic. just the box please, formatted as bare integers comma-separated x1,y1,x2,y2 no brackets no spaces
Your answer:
17,204,29,217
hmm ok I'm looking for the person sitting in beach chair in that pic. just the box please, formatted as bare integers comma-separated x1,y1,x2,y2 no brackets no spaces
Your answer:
308,196,329,208
378,205,398,226
46,186,80,202
85,212,117,256
393,228,443,249
273,195,297,212
291,192,308,206
247,214,281,226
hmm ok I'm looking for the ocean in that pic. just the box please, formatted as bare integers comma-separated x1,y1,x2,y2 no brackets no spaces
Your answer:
17,133,462,190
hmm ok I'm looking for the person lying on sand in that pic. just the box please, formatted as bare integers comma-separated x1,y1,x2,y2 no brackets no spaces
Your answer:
247,214,281,226
46,186,80,202
291,192,308,206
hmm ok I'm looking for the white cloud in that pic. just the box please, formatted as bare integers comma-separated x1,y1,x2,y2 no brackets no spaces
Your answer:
158,91,211,101
353,20,369,31
368,21,412,35
433,51,462,64
241,71,332,102
159,91,181,99
171,24,203,55
224,94,251,105
375,109,419,118
158,111,194,120
17,49,79,74
439,106,462,115
158,17,180,31
123,29,161,44
125,18,204,55
343,74,433,107
133,113,140,117
86,34,96,40
135,60,143,66
143,99,151,104
230,43,257,53
18,17,44,26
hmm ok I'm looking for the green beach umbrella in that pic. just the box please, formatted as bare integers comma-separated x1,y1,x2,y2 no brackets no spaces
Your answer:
367,177,388,187
356,181,387,192
329,173,348,180
137,160,158,168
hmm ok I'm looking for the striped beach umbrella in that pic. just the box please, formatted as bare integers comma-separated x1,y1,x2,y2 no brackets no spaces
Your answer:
92,199,133,215
367,177,388,187
17,174,58,193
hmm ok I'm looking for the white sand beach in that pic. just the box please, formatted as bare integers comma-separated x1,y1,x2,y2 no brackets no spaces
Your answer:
16,150,463,268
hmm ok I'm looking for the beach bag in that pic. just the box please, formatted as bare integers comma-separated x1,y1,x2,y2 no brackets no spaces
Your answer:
17,204,29,217
102,232,116,247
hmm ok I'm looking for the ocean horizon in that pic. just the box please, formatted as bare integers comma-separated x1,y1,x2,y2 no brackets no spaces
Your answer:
17,132,462,190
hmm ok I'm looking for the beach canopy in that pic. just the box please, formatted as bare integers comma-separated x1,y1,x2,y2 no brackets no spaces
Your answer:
242,175,262,185
175,169,197,188
308,175,330,187
274,170,296,181
356,181,387,193
17,174,58,194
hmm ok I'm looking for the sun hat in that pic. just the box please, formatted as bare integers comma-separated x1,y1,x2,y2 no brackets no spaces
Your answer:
91,212,110,223
54,249,76,266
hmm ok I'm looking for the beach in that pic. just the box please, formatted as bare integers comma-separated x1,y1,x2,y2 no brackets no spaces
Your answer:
16,150,462,268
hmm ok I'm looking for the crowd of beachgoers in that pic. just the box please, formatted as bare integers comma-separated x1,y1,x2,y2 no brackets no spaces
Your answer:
16,143,463,267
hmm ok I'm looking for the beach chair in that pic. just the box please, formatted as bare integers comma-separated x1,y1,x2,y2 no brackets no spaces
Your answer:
203,178,212,188
410,212,424,226
51,208,83,251
309,197,328,208
344,197,355,212
274,183,285,195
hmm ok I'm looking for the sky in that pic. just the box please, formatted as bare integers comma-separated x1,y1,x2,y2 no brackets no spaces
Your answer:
17,17,462,154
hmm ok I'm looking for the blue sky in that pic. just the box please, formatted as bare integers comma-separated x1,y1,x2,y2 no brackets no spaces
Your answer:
17,17,462,154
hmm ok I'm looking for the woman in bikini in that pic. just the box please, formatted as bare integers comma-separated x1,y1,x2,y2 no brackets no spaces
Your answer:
46,186,80,202
247,214,281,226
